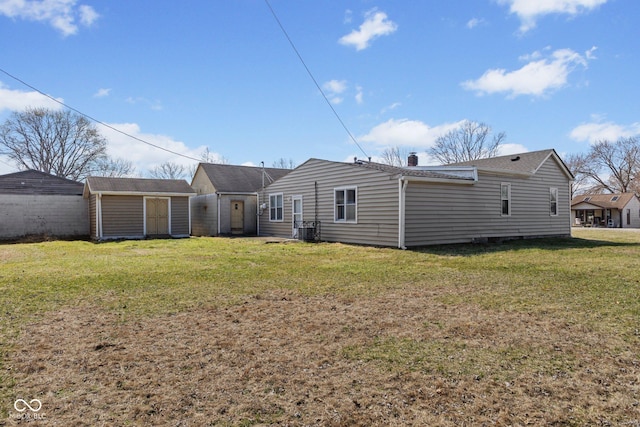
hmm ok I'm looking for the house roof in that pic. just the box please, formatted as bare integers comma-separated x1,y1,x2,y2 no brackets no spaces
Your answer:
447,149,573,179
0,170,84,195
84,176,195,197
352,160,477,181
196,163,291,193
571,193,637,209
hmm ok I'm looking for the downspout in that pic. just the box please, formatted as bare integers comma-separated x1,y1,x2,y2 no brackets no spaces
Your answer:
255,192,260,236
216,193,221,236
398,178,408,250
97,193,103,240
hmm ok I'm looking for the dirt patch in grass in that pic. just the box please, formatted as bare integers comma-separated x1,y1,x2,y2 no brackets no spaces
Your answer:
4,287,640,426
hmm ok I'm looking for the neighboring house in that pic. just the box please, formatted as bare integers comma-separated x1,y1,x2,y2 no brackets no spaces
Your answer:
83,177,195,240
571,193,640,228
0,170,89,240
258,149,573,248
190,163,291,236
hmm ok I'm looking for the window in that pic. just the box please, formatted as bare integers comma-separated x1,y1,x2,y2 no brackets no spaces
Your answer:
269,193,283,221
550,187,558,216
500,183,511,216
335,187,357,222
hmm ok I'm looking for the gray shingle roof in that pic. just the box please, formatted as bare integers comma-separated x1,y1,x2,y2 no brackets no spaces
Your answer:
0,170,84,195
353,161,476,181
85,177,195,195
446,149,570,176
197,163,291,192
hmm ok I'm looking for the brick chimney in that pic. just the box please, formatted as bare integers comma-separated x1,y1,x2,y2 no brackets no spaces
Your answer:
408,152,418,167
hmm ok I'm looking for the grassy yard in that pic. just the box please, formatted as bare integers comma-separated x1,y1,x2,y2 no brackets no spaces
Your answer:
1,229,639,425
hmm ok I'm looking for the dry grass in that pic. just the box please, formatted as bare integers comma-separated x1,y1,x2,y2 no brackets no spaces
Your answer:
1,229,640,426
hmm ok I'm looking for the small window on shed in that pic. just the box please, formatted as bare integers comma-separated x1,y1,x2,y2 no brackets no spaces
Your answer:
550,187,558,216
500,183,511,216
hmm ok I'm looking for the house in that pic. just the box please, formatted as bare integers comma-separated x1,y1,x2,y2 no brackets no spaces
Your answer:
190,163,291,236
0,170,89,240
83,177,195,240
257,149,573,248
571,193,640,228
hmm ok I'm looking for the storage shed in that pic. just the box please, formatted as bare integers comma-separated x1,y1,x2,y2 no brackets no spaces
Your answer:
0,170,88,240
83,177,195,240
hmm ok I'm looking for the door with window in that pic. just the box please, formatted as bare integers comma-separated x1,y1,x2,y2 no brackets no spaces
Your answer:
231,200,244,234
146,198,169,236
292,196,303,238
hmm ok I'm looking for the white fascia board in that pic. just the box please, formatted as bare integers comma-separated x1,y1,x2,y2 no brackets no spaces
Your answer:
93,191,195,197
401,175,476,185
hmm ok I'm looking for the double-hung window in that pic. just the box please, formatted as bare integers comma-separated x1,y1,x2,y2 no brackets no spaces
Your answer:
550,187,558,216
334,187,357,222
269,193,283,221
500,183,511,216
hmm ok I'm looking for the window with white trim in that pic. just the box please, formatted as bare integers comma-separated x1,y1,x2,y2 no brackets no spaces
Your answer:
269,193,283,221
501,183,511,216
550,187,558,216
334,187,357,222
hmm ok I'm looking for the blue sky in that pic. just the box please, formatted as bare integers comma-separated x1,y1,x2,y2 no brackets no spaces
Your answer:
0,0,638,176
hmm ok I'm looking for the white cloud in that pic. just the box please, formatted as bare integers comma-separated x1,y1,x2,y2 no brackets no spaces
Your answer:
355,86,363,104
497,143,529,156
461,47,594,98
497,0,608,33
569,119,640,144
467,17,485,29
0,0,99,36
97,123,216,176
323,79,347,105
359,118,465,148
0,82,63,112
339,9,397,51
93,88,111,98
126,96,163,111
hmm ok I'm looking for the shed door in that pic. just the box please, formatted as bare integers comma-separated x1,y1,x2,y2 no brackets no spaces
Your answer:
146,198,169,236
231,200,244,234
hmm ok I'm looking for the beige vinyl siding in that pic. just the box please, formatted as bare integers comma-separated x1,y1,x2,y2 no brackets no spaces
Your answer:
101,195,144,238
191,167,216,195
170,196,190,236
259,159,399,246
219,194,258,235
89,194,97,238
404,158,571,246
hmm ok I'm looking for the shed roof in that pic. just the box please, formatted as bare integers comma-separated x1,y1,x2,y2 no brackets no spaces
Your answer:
571,193,637,209
0,170,84,195
196,163,291,193
84,176,195,197
447,149,573,178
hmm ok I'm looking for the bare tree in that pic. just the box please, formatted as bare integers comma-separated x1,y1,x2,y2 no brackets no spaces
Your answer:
429,120,505,164
0,107,108,180
579,137,640,194
93,157,136,177
563,152,591,197
272,158,296,169
149,162,187,179
379,146,410,167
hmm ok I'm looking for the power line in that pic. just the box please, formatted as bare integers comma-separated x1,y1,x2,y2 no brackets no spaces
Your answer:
0,67,201,162
264,0,370,159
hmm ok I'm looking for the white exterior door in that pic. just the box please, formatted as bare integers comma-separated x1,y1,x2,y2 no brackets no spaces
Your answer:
292,196,303,238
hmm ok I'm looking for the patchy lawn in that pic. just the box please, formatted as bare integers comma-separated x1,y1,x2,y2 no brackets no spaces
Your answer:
1,229,639,426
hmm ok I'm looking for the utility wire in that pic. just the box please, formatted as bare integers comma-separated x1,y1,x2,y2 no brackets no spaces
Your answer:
0,67,201,162
264,0,370,159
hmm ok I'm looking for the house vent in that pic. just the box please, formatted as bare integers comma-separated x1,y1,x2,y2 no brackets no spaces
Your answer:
408,152,418,167
611,196,619,201
511,156,520,161
584,197,591,202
